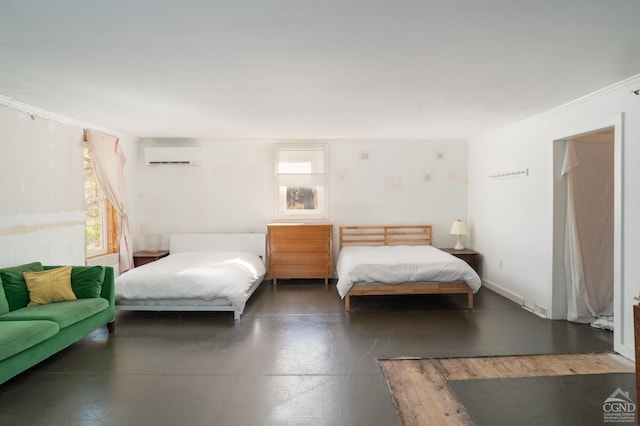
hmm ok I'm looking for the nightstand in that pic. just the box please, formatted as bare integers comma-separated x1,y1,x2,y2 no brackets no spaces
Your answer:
440,248,480,275
132,250,169,267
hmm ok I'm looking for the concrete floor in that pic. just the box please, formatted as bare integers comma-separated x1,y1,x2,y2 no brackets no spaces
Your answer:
0,281,613,425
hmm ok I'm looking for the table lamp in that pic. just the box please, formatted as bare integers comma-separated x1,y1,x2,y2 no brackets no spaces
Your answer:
450,220,468,250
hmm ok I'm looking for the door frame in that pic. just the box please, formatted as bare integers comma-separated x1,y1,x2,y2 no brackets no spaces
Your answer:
551,113,625,356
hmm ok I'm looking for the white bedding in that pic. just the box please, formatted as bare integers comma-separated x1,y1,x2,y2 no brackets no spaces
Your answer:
336,245,481,298
115,251,266,313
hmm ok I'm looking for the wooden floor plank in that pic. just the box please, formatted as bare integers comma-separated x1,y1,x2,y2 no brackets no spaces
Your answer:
380,353,634,426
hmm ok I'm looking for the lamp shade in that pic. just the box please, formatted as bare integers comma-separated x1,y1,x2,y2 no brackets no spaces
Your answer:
450,220,468,236
450,220,468,250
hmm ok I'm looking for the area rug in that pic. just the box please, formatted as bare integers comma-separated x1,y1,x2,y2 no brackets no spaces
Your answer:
379,353,635,426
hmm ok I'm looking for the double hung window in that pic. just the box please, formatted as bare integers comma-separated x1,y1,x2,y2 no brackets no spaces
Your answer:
84,141,117,257
274,144,328,219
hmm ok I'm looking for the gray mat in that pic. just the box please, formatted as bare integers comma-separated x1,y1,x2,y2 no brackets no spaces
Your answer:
448,373,636,426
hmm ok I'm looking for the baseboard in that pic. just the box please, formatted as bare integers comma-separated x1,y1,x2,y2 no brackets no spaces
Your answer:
615,343,634,361
481,279,525,306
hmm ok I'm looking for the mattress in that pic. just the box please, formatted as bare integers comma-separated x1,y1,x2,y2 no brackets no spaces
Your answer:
336,245,481,298
115,251,266,313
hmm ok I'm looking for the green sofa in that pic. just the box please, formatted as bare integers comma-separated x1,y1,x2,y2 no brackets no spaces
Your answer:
0,263,115,385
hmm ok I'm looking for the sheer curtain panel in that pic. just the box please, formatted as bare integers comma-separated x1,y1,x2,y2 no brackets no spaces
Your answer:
87,130,133,272
561,138,614,324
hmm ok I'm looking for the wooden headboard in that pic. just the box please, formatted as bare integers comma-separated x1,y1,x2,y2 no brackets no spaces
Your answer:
339,225,432,250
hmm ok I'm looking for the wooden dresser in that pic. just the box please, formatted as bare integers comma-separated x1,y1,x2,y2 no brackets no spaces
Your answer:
267,223,333,285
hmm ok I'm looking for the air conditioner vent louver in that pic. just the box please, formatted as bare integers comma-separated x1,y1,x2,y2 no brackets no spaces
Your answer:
148,161,191,165
144,147,202,166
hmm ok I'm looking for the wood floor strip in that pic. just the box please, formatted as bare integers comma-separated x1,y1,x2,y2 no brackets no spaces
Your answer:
380,353,634,426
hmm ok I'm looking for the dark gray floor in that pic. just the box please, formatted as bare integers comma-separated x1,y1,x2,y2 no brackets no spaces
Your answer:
449,373,636,426
0,281,613,425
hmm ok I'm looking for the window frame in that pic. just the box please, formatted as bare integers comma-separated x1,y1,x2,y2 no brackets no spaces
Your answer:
274,143,329,220
84,138,118,259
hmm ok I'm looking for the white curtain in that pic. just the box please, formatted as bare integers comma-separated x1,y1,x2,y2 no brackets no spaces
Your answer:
87,130,133,272
561,137,614,324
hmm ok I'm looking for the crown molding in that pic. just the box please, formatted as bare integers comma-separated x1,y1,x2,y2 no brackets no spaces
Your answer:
475,73,640,139
0,94,137,141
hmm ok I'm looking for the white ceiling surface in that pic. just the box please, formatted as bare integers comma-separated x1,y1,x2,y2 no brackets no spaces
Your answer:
1,1,640,140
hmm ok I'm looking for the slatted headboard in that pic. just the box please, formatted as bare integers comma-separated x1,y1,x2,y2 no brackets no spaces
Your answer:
339,225,432,250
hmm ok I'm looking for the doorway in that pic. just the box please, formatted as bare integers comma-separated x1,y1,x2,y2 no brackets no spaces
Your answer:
552,127,615,328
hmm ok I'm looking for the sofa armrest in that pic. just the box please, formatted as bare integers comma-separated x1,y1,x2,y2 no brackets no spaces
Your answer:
101,266,115,310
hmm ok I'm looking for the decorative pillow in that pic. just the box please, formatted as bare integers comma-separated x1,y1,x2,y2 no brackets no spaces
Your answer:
0,276,9,315
71,266,105,299
0,262,44,310
23,266,77,307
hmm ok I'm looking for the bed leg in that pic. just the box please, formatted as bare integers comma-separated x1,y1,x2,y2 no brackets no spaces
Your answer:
272,278,277,285
234,311,241,320
468,292,474,309
345,296,351,312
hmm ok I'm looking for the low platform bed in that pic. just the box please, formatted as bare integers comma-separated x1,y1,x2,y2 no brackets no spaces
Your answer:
115,233,266,320
337,225,481,311
343,282,474,311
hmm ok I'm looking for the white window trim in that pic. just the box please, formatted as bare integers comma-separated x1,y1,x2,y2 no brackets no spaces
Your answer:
84,142,110,258
274,143,329,220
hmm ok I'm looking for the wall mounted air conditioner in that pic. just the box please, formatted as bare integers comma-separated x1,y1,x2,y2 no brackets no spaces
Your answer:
144,147,202,166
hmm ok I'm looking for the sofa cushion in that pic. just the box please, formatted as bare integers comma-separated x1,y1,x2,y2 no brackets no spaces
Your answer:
0,276,9,315
0,320,60,360
71,266,105,299
0,298,109,329
24,266,77,307
0,262,44,311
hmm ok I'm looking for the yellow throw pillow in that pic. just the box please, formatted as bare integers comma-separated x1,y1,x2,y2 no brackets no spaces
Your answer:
23,266,77,307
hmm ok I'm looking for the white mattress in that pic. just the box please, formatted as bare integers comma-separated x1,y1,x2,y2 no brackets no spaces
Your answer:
336,245,482,298
115,251,266,313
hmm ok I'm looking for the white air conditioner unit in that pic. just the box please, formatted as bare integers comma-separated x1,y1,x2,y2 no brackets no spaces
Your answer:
144,147,202,166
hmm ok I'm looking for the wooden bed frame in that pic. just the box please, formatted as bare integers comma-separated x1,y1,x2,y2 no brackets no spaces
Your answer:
115,232,266,320
339,225,474,311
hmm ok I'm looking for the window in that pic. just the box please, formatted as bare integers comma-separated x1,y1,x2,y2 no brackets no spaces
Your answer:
275,143,328,219
84,141,118,257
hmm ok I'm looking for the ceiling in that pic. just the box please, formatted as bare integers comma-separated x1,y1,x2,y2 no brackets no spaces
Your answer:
1,1,639,140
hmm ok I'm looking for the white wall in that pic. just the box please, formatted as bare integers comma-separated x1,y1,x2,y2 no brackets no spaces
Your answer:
0,103,468,270
129,138,469,252
468,75,640,358
0,104,139,269
329,140,469,247
0,106,85,266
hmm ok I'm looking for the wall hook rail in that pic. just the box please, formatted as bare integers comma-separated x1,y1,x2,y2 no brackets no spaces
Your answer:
489,168,529,179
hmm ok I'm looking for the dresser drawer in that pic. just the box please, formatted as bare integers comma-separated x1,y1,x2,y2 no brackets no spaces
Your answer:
269,239,332,252
268,225,332,239
269,264,333,278
269,252,332,266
